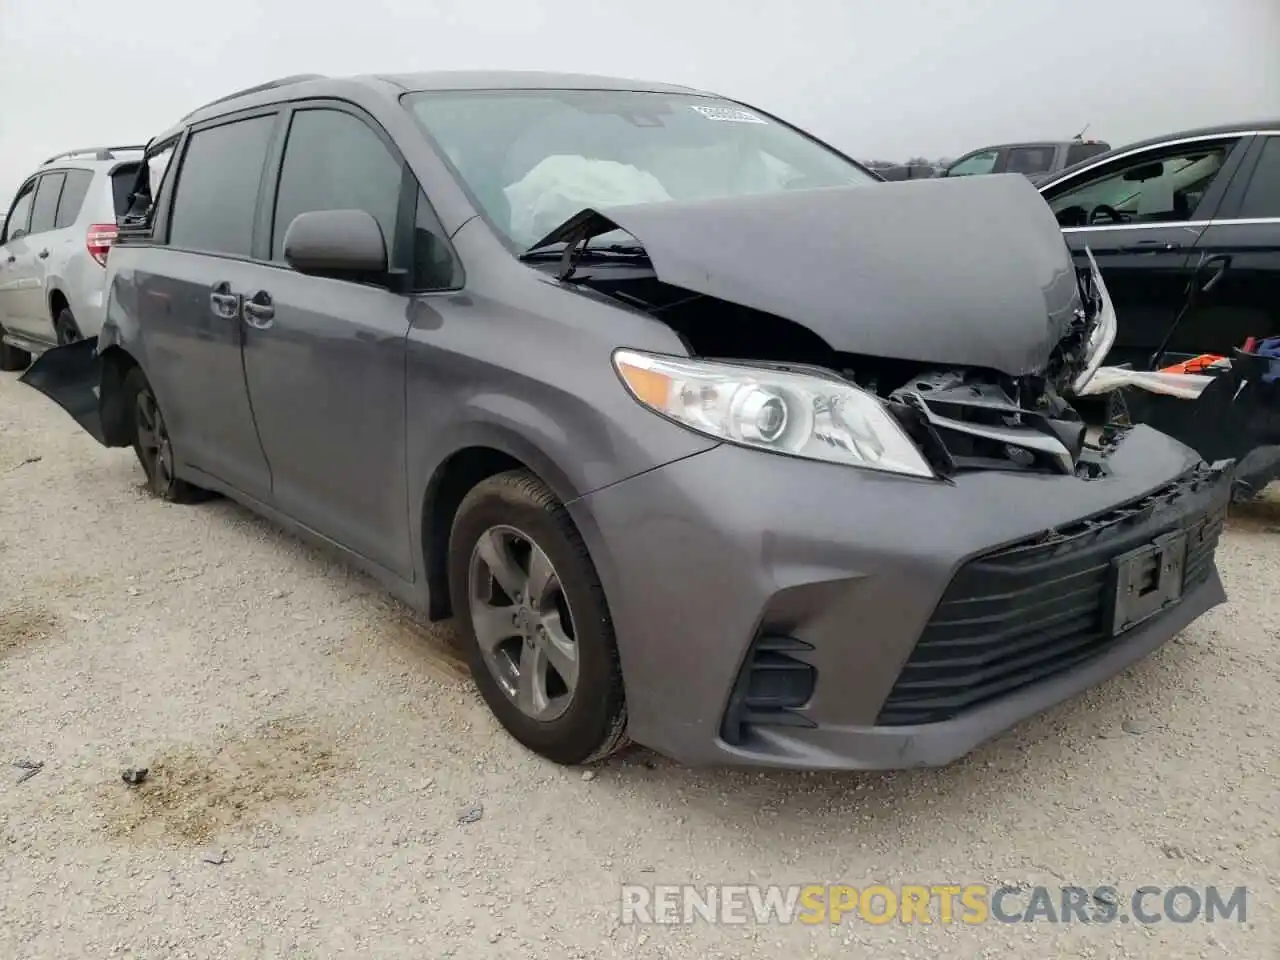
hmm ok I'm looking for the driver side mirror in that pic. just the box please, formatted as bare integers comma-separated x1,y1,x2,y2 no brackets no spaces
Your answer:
283,209,389,279
10,228,26,241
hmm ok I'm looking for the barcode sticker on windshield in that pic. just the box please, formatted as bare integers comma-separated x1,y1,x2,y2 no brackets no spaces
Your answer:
690,105,767,124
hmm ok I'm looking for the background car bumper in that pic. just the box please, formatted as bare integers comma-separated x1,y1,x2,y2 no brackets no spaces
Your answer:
569,425,1231,769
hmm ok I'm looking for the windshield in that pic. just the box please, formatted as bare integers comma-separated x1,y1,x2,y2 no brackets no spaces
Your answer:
404,89,878,249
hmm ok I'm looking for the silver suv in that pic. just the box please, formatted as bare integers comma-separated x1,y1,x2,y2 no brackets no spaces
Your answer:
0,145,144,370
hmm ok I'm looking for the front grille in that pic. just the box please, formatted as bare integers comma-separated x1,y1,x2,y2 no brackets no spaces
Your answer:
876,466,1229,727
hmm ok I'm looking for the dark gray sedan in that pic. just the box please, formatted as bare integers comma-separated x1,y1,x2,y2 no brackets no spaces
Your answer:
20,71,1230,769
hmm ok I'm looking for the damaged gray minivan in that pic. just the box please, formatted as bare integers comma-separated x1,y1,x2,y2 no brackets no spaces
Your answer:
21,71,1231,770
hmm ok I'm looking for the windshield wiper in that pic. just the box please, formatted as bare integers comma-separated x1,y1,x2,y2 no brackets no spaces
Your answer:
519,242,649,262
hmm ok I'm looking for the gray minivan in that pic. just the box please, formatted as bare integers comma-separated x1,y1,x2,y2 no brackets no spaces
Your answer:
20,71,1230,770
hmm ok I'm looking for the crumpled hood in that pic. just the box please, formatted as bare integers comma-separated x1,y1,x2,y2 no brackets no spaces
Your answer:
530,173,1083,377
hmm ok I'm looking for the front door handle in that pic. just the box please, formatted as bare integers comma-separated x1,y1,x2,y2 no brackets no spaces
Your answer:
242,290,275,329
209,280,240,319
1118,239,1182,253
37,249,49,259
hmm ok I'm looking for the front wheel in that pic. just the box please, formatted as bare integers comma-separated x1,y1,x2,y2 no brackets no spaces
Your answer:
448,470,627,765
123,366,210,503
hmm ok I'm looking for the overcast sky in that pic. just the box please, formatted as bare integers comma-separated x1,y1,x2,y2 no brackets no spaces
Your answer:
1,0,1277,199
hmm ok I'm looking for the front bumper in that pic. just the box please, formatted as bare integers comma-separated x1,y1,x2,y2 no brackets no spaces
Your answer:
569,425,1230,770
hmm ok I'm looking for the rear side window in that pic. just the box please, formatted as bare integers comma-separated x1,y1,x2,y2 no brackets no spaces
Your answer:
1005,146,1056,175
29,173,65,235
1066,142,1110,167
54,170,93,228
169,114,276,257
271,108,402,262
1238,136,1280,219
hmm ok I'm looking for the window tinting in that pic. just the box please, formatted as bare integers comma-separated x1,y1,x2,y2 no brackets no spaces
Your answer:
30,173,65,234
169,115,276,257
110,164,140,219
1065,142,1109,168
1238,136,1280,219
272,109,402,262
1005,146,1055,175
54,170,93,228
4,182,36,242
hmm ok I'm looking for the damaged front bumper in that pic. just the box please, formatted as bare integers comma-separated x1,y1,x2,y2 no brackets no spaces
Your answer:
570,426,1231,770
16,337,108,445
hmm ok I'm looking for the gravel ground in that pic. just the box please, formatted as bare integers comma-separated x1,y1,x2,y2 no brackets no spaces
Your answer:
1,370,1276,959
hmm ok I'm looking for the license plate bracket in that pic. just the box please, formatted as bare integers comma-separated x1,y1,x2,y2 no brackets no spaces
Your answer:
1108,529,1189,636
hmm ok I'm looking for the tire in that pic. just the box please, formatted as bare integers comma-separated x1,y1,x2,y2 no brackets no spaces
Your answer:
53,307,83,346
122,366,210,503
448,469,628,765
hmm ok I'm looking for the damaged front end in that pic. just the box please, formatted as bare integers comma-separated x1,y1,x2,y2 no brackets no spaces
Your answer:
525,175,1122,481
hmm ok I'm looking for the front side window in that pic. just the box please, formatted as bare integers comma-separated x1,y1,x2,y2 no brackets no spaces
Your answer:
272,108,403,263
169,114,276,257
29,173,65,235
1237,136,1280,219
404,89,877,249
1004,146,1056,176
54,170,93,228
4,180,37,242
1047,140,1238,227
946,150,999,177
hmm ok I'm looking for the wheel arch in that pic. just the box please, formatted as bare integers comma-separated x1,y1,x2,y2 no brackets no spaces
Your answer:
418,426,585,621
98,343,142,447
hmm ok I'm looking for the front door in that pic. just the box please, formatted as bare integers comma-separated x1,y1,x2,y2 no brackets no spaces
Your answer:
240,104,424,577
147,111,279,501
1040,135,1252,368
1169,132,1280,358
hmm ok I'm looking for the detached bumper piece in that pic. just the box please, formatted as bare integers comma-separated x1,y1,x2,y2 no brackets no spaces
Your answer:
17,337,106,444
876,462,1230,727
720,635,816,746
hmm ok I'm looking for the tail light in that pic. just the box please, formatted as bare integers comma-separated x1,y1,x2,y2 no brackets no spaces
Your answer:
86,223,118,267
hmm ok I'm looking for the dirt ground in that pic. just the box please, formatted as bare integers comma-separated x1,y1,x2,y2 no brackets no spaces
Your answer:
1,371,1276,959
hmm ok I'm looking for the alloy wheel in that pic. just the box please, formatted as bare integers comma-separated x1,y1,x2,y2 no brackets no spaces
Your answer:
467,524,580,722
134,389,175,491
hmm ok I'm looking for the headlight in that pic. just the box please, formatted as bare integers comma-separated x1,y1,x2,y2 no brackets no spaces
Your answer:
613,349,935,478
1070,247,1117,395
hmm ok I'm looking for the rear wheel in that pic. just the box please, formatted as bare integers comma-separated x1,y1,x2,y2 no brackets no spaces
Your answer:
0,325,31,371
448,470,628,765
53,308,83,346
123,366,210,503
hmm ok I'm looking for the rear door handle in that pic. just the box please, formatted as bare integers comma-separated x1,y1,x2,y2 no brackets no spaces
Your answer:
37,249,49,259
209,280,241,319
4,255,13,264
1118,240,1182,253
242,290,275,329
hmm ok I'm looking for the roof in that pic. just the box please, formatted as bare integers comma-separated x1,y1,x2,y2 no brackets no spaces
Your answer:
175,69,716,134
1039,118,1280,187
